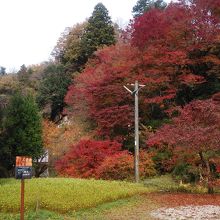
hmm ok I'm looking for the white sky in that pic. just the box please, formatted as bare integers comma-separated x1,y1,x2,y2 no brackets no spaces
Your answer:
0,0,171,72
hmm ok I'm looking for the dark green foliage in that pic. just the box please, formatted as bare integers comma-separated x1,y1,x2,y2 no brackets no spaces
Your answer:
2,93,43,173
0,105,4,128
51,3,115,73
172,163,200,183
132,0,167,17
0,66,6,76
176,80,220,106
37,64,72,120
152,148,173,174
79,3,115,66
0,97,9,176
17,64,30,84
0,105,8,177
176,44,220,105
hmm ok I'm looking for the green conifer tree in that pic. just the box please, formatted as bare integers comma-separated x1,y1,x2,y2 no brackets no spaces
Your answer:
3,93,43,171
132,0,167,18
79,3,115,66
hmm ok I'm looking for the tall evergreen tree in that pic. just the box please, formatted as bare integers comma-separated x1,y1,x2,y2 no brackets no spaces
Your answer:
132,0,167,17
79,3,115,67
3,93,43,172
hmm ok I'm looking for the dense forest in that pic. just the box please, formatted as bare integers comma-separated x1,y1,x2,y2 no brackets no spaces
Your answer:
0,0,220,193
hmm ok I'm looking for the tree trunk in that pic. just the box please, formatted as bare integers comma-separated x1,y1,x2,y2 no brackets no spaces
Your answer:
205,160,214,194
34,163,48,178
199,152,214,194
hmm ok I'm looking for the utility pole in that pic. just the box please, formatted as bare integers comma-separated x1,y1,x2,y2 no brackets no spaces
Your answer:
124,81,145,183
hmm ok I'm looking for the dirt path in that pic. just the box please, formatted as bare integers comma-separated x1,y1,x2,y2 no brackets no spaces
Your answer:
99,193,220,220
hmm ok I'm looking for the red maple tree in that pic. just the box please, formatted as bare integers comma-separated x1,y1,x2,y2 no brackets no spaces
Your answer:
65,0,220,141
147,97,220,193
55,139,121,178
129,0,220,103
65,44,137,140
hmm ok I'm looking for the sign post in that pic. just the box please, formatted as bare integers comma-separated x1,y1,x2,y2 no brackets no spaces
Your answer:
15,156,32,220
20,178,24,220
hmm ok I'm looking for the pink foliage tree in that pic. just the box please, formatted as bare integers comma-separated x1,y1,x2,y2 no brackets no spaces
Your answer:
147,97,220,193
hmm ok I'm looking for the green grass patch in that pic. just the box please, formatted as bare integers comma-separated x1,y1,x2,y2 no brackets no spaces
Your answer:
0,196,142,220
0,210,64,220
144,175,178,191
144,175,209,193
0,178,149,214
71,195,140,219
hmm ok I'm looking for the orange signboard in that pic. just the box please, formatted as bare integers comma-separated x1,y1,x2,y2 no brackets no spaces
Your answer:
16,156,32,167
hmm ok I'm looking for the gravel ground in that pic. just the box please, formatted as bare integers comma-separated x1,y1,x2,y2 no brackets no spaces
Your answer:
150,205,220,220
93,193,220,220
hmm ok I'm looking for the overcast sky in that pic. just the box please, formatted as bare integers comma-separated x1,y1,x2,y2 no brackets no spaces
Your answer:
0,0,172,72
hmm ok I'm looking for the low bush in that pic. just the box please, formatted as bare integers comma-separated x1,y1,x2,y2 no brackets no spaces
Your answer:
96,151,134,180
96,150,156,180
151,147,174,174
172,163,200,183
55,139,121,178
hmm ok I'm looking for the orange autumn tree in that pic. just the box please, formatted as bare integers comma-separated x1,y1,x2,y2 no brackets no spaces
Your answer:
96,150,156,180
42,118,90,168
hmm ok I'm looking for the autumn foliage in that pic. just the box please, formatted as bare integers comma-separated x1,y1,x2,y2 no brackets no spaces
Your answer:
55,139,122,178
55,139,156,180
147,99,220,151
147,98,220,191
96,150,156,180
65,44,137,140
65,0,220,142
61,0,220,183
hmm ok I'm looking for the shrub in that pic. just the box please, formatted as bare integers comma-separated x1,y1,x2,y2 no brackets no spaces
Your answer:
151,146,175,174
96,151,134,180
139,150,157,178
96,150,156,181
172,163,200,183
55,139,121,178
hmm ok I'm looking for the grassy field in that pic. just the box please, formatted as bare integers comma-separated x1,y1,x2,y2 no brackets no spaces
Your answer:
1,176,219,219
0,196,143,220
0,178,149,214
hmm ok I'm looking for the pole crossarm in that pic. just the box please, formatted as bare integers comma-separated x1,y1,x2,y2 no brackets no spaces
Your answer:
123,83,146,95
130,83,146,87
123,85,133,94
124,84,145,95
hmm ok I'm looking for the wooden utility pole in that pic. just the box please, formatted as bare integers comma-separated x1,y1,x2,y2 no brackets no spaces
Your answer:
134,81,139,183
124,81,145,183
